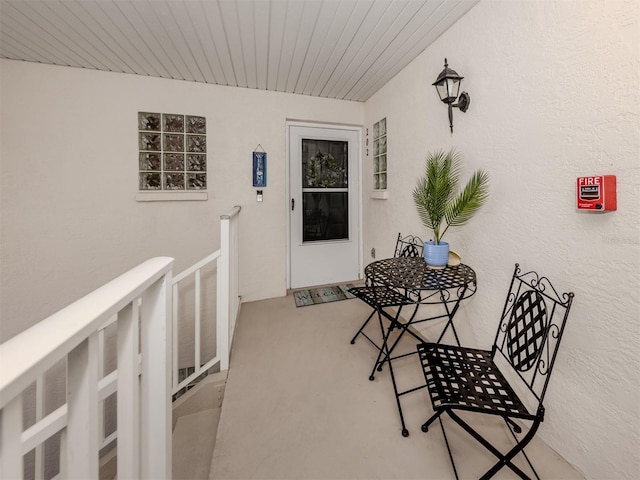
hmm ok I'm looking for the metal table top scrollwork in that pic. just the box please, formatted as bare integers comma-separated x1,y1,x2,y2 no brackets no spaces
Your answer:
364,257,477,304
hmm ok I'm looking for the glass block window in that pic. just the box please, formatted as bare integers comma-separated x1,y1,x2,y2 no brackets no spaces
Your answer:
373,117,387,190
138,112,207,191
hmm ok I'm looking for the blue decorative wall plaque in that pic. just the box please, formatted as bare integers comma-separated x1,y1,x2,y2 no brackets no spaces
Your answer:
253,151,267,187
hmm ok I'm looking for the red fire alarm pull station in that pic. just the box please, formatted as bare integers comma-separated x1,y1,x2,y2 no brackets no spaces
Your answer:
576,175,617,211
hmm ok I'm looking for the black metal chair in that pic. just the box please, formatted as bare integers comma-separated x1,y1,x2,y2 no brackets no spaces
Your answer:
392,233,423,258
417,263,574,480
348,234,423,377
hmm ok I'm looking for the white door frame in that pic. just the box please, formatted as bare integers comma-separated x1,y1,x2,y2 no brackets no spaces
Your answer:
286,120,363,289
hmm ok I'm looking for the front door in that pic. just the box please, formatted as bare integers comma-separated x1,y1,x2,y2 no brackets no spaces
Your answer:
289,123,361,289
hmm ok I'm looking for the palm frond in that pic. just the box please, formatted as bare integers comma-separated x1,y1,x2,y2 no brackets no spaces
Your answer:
413,148,490,244
444,169,490,227
413,149,465,243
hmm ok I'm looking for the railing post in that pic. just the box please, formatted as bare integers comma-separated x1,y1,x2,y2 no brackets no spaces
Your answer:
194,270,201,371
172,283,179,391
217,215,231,371
35,375,45,480
140,272,172,479
66,334,100,478
117,301,140,478
230,209,240,339
0,394,23,479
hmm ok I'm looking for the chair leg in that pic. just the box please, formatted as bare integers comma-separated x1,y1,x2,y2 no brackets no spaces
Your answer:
504,415,522,434
446,409,539,480
439,416,460,480
503,420,539,480
364,307,410,437
420,411,460,479
480,417,540,480
350,309,376,344
374,303,421,372
372,307,406,374
421,409,444,432
369,308,393,381
368,303,407,379
385,342,410,437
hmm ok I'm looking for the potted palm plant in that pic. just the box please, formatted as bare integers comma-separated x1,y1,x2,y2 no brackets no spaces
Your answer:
413,148,490,268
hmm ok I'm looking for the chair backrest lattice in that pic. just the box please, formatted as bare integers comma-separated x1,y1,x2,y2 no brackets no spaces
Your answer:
493,264,574,411
394,233,424,258
506,290,547,371
365,233,424,291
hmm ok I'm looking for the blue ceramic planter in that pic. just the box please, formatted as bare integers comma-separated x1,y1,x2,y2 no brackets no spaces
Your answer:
424,241,449,269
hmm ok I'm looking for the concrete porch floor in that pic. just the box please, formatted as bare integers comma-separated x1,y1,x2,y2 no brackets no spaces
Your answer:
210,293,584,480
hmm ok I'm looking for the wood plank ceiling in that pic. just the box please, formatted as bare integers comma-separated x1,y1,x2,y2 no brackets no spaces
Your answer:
0,0,478,102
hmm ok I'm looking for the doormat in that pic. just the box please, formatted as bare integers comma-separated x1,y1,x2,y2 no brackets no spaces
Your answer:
293,283,356,307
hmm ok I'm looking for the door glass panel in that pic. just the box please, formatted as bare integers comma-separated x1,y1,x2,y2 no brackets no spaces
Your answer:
301,139,349,243
303,192,348,242
302,140,348,188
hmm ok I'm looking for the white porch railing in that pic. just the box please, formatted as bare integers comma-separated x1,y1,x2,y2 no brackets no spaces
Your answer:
0,257,174,480
172,205,241,392
0,205,242,479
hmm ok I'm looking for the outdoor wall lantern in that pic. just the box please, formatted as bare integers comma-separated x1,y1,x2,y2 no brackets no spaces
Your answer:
433,58,470,133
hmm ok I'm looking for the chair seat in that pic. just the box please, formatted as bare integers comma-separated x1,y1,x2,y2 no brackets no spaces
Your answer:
417,343,532,419
348,286,413,309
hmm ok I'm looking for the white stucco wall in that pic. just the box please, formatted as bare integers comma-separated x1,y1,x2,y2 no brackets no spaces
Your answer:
0,59,363,342
363,0,639,478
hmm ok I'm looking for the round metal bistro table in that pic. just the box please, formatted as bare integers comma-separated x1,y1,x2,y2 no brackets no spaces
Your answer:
365,257,476,305
364,256,477,373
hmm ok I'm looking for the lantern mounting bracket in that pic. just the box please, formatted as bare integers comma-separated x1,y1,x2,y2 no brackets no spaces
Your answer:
455,91,470,113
